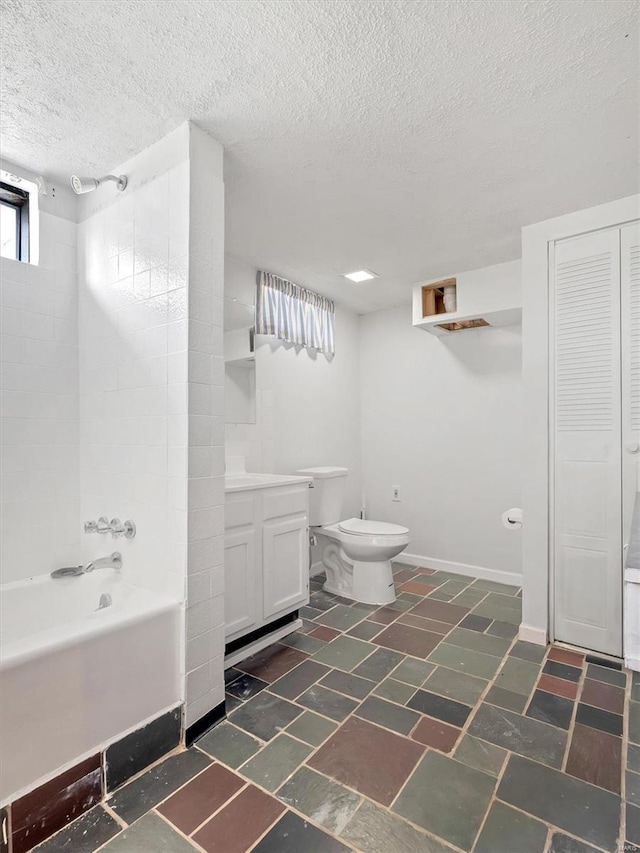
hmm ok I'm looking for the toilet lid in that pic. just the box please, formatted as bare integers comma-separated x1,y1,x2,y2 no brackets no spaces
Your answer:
338,517,409,536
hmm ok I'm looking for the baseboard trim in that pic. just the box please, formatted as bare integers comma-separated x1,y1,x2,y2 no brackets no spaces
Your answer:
519,624,548,646
625,656,640,672
400,552,522,588
224,618,302,669
185,701,225,747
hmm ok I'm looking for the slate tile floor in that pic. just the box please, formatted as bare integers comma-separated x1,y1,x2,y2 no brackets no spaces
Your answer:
35,564,639,853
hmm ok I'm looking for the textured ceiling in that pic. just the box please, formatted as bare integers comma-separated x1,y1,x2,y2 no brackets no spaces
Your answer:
1,0,638,312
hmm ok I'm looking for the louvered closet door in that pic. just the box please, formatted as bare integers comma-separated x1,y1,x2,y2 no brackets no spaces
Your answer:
622,222,640,546
552,227,622,655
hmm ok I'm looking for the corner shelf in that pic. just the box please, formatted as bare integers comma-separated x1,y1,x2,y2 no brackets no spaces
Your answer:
412,261,522,337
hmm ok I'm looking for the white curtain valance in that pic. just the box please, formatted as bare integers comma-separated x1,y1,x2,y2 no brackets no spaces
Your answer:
255,271,335,354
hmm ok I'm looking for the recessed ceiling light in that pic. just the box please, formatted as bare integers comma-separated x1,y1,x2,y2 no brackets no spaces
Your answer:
342,269,377,282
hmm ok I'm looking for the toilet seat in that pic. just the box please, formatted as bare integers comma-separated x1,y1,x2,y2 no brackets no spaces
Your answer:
338,517,409,537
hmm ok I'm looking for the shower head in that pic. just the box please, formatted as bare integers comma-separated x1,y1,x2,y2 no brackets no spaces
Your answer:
70,174,127,195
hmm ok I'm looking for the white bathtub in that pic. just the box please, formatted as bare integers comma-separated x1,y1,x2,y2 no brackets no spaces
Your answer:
0,572,182,804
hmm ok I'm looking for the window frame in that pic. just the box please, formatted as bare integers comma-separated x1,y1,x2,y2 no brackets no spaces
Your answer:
0,181,30,262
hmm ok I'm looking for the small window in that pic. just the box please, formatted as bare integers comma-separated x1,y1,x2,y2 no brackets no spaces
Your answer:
0,181,30,262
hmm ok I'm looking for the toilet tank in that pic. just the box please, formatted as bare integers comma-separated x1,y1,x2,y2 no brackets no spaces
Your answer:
297,467,348,526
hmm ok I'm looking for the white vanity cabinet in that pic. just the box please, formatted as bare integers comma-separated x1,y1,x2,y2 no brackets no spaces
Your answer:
224,475,310,646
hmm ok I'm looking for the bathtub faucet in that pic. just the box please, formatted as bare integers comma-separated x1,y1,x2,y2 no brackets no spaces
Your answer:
51,552,122,579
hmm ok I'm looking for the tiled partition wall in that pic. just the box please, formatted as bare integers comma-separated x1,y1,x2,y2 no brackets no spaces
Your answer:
78,134,191,600
184,127,226,729
1,205,80,584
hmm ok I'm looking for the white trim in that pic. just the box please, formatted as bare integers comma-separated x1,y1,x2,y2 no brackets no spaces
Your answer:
625,656,640,672
399,552,522,587
224,619,302,668
518,624,547,646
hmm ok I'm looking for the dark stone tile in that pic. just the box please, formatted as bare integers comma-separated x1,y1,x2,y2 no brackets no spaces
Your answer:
253,811,351,853
317,604,368,631
510,640,547,663
484,685,527,713
33,806,121,853
407,689,472,727
12,754,102,853
411,716,460,753
106,707,182,792
454,734,506,777
496,656,541,695
355,695,420,735
109,749,211,825
630,744,640,774
526,689,574,730
368,605,404,624
446,626,510,658
300,605,325,620
576,703,623,737
486,620,519,640
277,767,361,834
197,720,262,768
538,673,579,700
280,631,325,654
498,754,621,851
628,803,640,846
373,622,441,658
586,663,626,688
409,597,470,624
373,677,415,704
225,673,268,700
158,762,244,834
309,591,341,611
393,750,495,850
566,723,622,794
298,684,359,721
585,654,622,670
391,657,435,686
229,691,302,741
312,635,375,671
459,613,492,632
629,770,640,807
424,666,487,705
580,678,625,714
428,642,502,680
472,593,522,625
468,703,567,768
240,734,313,791
549,833,601,853
346,620,384,641
269,660,330,699
428,590,454,601
193,784,284,853
100,812,195,852
224,667,244,684
341,799,452,853
225,692,243,712
352,647,404,683
548,647,585,667
309,716,424,806
474,801,547,853
398,613,452,634
286,710,337,746
320,669,376,699
238,643,308,682
311,625,342,642
543,660,582,683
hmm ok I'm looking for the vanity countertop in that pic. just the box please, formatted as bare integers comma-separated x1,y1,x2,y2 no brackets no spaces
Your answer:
225,472,312,493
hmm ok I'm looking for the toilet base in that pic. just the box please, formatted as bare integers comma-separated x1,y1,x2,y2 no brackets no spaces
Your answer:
323,559,396,606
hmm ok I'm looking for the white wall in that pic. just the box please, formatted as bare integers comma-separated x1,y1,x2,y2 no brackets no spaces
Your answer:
1,207,79,585
225,256,362,519
360,292,523,583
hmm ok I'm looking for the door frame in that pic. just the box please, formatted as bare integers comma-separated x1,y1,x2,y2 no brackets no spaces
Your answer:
520,193,639,647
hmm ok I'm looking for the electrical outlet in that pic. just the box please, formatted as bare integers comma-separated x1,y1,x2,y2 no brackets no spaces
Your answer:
392,485,401,502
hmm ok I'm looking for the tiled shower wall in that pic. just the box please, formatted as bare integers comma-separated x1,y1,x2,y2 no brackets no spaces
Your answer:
0,210,79,584
78,156,190,600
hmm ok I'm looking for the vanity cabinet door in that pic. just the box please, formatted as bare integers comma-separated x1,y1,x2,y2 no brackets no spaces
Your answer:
262,515,309,619
224,527,257,638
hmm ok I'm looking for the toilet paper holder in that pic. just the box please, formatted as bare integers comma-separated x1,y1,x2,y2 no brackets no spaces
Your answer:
502,508,523,529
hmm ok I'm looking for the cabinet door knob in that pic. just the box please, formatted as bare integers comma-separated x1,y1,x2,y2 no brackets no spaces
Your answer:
626,442,640,454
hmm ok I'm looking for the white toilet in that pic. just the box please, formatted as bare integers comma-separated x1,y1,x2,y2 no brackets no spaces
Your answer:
297,467,410,606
